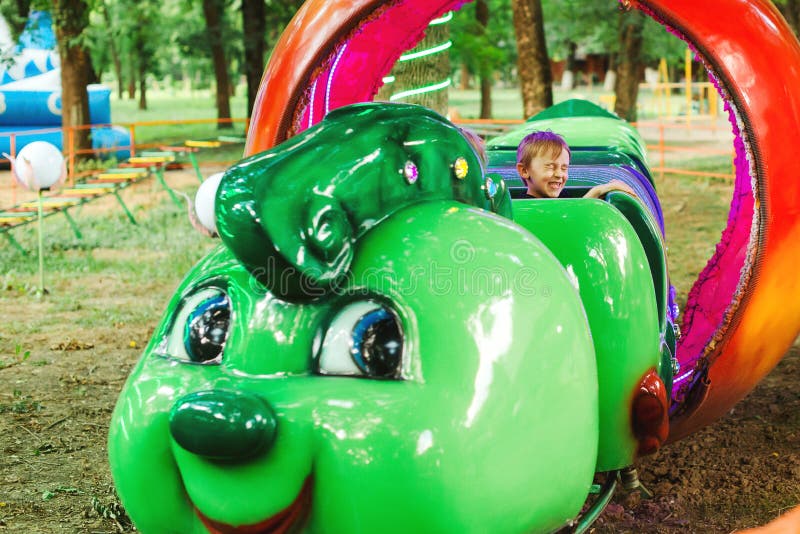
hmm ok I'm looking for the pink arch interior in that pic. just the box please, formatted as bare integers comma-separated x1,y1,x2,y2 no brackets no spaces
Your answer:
285,0,753,408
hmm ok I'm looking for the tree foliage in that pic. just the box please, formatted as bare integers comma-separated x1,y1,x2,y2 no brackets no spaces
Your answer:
451,0,515,83
773,0,800,37
542,0,686,68
0,0,32,41
0,0,697,126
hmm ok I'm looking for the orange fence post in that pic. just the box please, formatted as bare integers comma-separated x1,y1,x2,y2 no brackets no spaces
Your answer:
129,124,136,158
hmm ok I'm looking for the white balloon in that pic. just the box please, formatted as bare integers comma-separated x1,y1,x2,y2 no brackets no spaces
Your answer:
195,172,224,235
14,141,65,190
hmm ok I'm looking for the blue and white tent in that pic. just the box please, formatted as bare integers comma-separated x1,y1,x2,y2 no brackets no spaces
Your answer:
0,11,129,157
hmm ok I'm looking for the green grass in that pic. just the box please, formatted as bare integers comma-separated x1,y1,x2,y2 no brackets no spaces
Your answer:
670,154,734,174
110,88,249,155
1,203,212,278
0,199,216,330
111,88,248,124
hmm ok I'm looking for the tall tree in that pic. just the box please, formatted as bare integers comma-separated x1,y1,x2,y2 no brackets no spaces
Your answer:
542,0,617,89
202,0,232,128
99,0,159,108
264,0,305,52
239,0,305,117
614,7,645,122
51,0,93,155
451,0,515,116
561,40,576,89
475,0,492,118
378,17,450,116
542,0,685,117
130,0,157,110
242,0,265,116
512,0,552,118
96,1,123,98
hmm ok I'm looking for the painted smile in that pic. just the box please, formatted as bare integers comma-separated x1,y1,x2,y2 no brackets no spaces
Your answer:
195,476,313,534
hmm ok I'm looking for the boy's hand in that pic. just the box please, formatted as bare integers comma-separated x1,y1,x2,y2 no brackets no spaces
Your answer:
584,179,637,199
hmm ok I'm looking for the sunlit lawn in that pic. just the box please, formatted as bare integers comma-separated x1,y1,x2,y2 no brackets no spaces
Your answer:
109,87,249,163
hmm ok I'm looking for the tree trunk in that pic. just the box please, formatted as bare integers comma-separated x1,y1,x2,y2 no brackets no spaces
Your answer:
127,59,136,100
100,1,124,100
614,8,645,122
52,0,92,157
88,62,100,85
138,61,147,110
512,0,552,119
460,61,471,90
561,40,576,90
242,0,266,117
476,0,492,119
480,76,492,119
384,20,450,115
780,0,800,36
203,0,233,129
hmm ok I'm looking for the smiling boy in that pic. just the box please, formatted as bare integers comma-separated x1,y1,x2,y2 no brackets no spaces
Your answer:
516,130,634,199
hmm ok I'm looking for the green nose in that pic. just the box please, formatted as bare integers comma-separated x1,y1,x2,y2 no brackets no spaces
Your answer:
169,389,277,461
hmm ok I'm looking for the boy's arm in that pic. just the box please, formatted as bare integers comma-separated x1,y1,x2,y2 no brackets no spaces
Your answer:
584,179,637,199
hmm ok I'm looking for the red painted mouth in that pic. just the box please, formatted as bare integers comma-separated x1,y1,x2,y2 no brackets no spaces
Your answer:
196,476,313,534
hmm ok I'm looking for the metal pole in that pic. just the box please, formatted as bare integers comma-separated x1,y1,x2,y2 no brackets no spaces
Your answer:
37,189,45,295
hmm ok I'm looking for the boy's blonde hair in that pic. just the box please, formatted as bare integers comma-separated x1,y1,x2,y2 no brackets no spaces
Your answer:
516,130,571,167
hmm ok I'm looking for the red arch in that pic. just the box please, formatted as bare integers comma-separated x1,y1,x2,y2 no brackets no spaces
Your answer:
246,0,800,441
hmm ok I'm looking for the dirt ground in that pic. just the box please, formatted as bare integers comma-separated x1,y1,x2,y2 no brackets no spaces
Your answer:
1,167,799,533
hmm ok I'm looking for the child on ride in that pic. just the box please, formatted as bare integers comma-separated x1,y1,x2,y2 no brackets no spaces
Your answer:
516,130,635,199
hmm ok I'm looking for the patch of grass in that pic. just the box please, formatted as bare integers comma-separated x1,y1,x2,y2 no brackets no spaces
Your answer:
670,154,734,176
0,392,43,414
0,344,31,370
0,201,213,278
111,90,248,146
0,193,216,330
657,172,733,308
90,494,132,531
194,143,246,164
112,90,248,123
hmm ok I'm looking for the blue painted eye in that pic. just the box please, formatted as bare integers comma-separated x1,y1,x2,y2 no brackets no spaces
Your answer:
161,287,230,365
351,308,403,377
318,301,404,379
183,293,230,363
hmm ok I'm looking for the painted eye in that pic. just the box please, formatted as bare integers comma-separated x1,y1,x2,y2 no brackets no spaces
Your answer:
162,287,230,365
318,301,404,379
